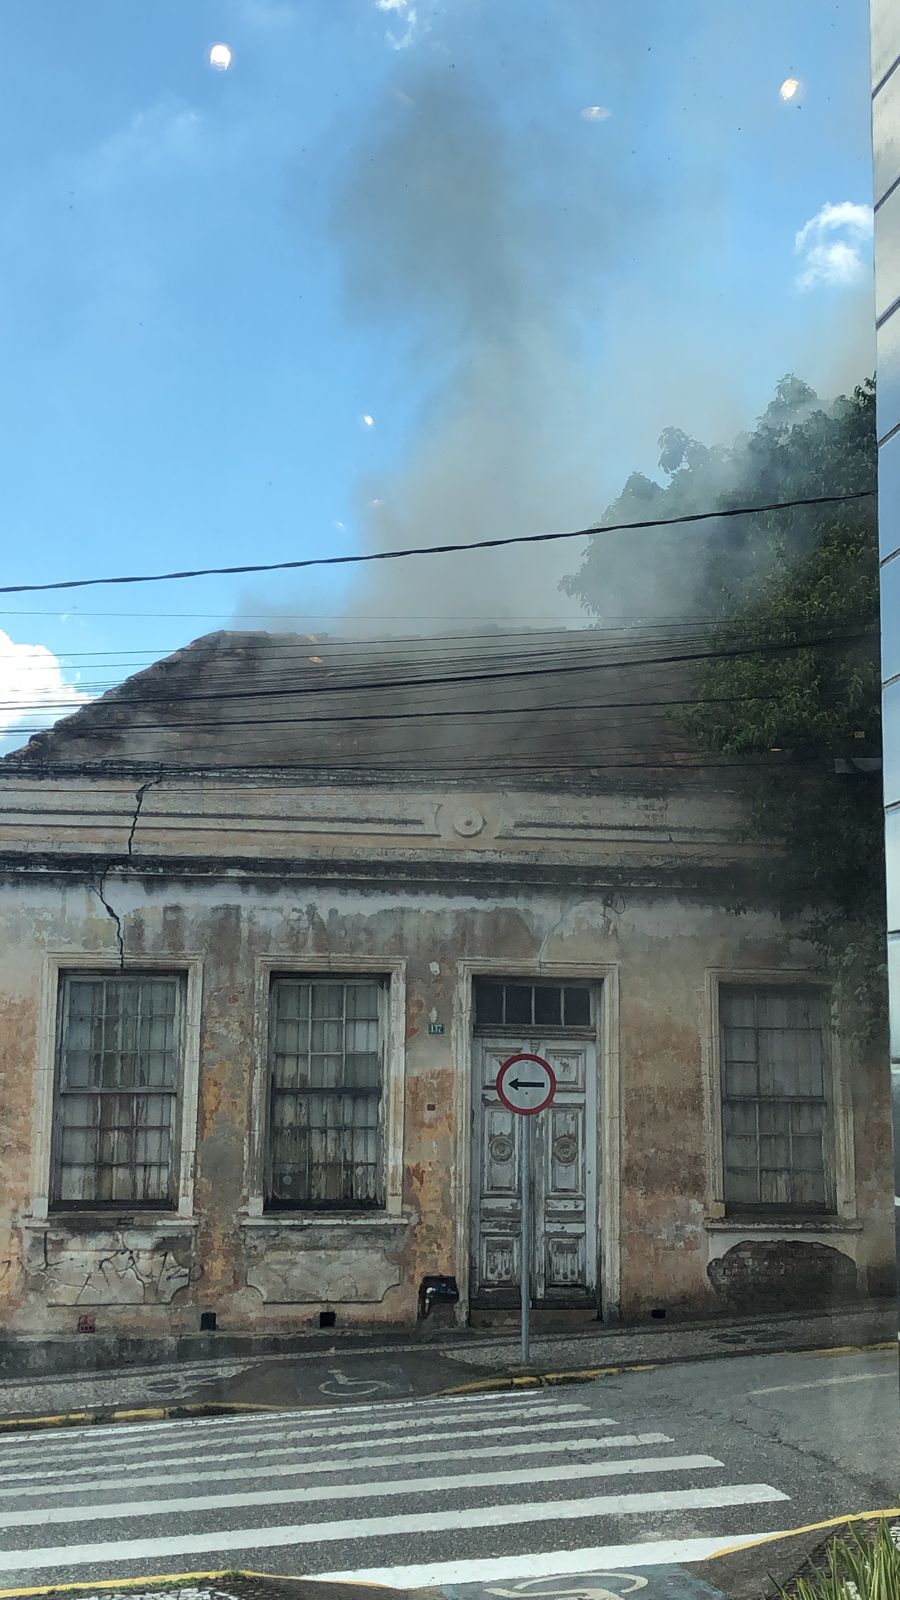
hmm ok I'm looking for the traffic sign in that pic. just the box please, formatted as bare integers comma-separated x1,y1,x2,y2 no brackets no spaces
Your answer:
497,1052,557,1116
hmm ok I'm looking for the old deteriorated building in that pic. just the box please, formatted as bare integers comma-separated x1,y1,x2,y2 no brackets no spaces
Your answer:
0,627,894,1350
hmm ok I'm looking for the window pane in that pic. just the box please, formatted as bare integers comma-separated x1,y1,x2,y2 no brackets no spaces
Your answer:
504,985,532,1024
759,1168,792,1207
310,1018,343,1054
720,990,756,1029
724,1059,758,1097
724,1167,760,1206
344,1052,381,1088
563,986,591,1026
724,1099,758,1138
724,1025,758,1063
534,986,562,1025
793,1169,827,1207
346,982,380,1021
475,982,503,1024
312,984,343,1020
346,1018,378,1055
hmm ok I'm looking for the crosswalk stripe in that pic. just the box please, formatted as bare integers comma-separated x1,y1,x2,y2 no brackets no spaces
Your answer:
0,1411,613,1489
0,1398,583,1472
0,1420,608,1491
313,1531,783,1585
0,1432,672,1501
0,1484,791,1573
0,1454,723,1529
0,1386,551,1448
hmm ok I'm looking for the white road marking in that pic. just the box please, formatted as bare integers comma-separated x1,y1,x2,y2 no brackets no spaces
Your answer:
0,1454,722,1529
0,1432,671,1501
314,1532,782,1586
750,1373,895,1395
0,1485,791,1573
0,1413,613,1488
0,1386,562,1447
0,1388,563,1458
0,1398,582,1469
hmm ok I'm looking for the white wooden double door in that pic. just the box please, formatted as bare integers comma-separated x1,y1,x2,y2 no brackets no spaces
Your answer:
470,1036,599,1307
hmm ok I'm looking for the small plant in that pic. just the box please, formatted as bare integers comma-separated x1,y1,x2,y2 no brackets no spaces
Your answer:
778,1521,900,1600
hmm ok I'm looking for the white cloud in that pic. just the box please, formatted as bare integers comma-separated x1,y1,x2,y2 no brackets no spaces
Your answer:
376,0,420,49
794,200,873,290
0,631,90,746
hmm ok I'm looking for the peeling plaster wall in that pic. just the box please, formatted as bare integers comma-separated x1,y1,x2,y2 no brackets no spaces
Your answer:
0,870,894,1338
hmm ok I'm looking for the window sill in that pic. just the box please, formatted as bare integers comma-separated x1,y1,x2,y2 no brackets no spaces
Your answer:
22,1214,199,1232
240,1210,414,1229
705,1216,862,1234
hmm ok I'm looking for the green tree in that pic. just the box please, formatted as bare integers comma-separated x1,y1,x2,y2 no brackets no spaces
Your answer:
564,376,884,1035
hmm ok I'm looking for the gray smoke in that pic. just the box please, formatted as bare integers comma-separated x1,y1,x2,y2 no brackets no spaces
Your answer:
236,50,874,641
241,66,639,637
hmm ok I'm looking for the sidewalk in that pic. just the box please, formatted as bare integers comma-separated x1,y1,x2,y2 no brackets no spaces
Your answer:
0,1579,439,1600
0,1300,893,1426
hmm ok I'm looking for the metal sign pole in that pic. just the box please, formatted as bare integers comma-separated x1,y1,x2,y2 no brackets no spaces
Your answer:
520,1116,530,1367
496,1053,555,1372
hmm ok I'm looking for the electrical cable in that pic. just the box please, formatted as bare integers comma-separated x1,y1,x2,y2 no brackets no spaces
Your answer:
0,489,875,597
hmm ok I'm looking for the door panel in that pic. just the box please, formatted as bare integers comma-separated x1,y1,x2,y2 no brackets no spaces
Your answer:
479,1231,519,1293
544,1229,586,1292
471,1034,598,1307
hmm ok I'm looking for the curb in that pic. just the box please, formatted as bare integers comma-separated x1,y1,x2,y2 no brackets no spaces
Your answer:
707,1505,900,1560
0,1371,653,1432
438,1362,657,1396
0,1572,393,1599
437,1337,894,1398
0,1400,281,1436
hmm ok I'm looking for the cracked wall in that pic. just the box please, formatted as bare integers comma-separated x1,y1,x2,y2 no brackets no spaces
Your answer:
0,858,895,1339
30,1228,192,1308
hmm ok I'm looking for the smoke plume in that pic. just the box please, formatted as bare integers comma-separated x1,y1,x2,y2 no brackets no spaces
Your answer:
242,67,641,637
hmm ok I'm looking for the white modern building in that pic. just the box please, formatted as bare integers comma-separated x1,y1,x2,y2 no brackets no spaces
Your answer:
872,0,900,1208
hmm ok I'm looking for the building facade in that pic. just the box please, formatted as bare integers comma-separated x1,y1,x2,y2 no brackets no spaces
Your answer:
873,0,900,1222
0,633,894,1346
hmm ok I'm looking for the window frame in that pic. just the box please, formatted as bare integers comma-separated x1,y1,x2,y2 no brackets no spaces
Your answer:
50,972,184,1212
247,955,407,1221
265,973,387,1213
473,977,595,1034
704,970,857,1225
29,954,203,1224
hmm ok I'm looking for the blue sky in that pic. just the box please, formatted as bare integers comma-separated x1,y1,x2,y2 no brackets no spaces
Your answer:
0,0,878,740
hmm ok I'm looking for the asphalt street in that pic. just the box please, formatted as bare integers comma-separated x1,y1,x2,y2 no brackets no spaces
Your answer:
0,1345,895,1596
0,1304,893,1423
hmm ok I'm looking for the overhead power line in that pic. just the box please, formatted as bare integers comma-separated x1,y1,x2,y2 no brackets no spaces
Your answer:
2,680,870,734
0,490,875,597
0,626,875,721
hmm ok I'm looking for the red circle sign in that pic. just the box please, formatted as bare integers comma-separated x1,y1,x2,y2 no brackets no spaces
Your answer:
497,1053,557,1116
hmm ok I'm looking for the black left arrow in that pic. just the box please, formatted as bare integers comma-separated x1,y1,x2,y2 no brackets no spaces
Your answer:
510,1077,547,1090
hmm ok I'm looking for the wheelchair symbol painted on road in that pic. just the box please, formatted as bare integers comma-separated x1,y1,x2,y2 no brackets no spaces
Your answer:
318,1366,400,1398
486,1575,649,1600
